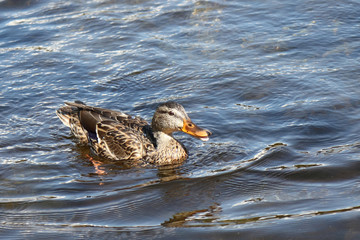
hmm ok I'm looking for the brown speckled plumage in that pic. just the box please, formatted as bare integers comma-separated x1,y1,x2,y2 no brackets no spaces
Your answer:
56,101,211,166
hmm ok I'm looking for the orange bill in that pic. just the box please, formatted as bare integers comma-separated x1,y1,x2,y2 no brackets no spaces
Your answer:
181,119,211,141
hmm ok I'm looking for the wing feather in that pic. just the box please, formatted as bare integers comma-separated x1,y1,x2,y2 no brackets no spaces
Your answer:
59,102,155,161
94,120,151,160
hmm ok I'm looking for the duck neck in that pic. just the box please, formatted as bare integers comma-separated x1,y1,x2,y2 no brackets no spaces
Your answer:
153,131,176,149
151,131,188,164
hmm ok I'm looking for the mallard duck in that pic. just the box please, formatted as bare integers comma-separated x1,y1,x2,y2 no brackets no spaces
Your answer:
56,101,211,165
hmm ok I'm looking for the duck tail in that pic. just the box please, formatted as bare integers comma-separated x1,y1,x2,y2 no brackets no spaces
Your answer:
56,106,76,128
56,101,89,143
56,100,87,126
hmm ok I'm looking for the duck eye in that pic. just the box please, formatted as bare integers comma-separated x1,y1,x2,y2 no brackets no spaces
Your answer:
168,111,175,116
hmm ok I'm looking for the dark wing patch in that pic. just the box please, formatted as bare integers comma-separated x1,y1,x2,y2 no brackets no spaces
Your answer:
65,102,131,120
65,101,149,129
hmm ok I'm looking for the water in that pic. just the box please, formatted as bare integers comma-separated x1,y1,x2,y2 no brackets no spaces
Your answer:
1,0,360,239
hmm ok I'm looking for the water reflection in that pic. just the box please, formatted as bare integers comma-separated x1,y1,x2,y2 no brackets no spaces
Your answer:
163,204,360,228
162,202,221,227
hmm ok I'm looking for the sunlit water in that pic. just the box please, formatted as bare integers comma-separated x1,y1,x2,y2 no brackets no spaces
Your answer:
1,0,360,239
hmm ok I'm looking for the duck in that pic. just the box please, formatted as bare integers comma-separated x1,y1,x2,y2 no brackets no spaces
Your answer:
56,101,211,166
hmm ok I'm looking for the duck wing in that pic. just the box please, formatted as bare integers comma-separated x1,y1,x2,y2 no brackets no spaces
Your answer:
93,120,153,160
65,101,147,125
61,102,155,160
63,101,147,135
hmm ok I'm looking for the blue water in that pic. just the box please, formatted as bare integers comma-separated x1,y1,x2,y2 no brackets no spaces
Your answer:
1,0,360,239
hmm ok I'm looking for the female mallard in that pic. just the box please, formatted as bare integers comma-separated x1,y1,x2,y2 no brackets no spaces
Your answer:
56,101,211,165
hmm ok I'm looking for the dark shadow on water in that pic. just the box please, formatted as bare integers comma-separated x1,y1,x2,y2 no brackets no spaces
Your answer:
0,0,40,9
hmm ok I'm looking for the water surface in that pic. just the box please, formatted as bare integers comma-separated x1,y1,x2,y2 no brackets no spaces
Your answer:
1,0,360,239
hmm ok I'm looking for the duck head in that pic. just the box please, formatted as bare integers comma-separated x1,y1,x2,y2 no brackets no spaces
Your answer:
151,102,211,141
